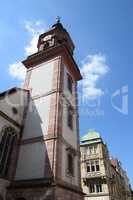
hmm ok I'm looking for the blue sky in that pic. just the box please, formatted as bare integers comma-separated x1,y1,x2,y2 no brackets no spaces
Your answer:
0,0,133,185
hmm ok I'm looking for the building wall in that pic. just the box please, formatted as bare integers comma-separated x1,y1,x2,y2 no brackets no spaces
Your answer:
80,137,132,200
15,58,56,181
1,22,83,200
62,98,77,149
80,141,111,200
15,57,81,186
0,179,9,200
15,142,46,180
80,143,107,179
55,186,83,200
27,60,54,97
22,95,51,139
7,185,83,200
60,65,80,186
0,114,20,200
62,66,78,149
85,196,110,200
108,163,132,200
0,90,28,125
61,144,79,186
6,186,55,200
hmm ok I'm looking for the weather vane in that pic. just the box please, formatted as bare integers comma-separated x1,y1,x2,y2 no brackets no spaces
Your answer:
56,16,61,23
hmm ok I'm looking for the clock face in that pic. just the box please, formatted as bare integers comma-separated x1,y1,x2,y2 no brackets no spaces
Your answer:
42,35,52,42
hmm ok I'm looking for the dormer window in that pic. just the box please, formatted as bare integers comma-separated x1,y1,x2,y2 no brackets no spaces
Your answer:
67,74,73,93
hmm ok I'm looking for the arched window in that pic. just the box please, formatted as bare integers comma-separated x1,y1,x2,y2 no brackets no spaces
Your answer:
0,126,17,177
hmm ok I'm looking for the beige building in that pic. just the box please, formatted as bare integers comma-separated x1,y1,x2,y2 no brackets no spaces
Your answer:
0,20,83,200
80,130,132,200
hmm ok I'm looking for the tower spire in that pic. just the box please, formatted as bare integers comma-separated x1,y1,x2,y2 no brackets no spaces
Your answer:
56,16,61,24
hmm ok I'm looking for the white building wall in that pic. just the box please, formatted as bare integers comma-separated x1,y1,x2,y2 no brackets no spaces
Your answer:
0,91,28,125
61,65,79,185
28,60,54,97
15,59,56,180
63,66,74,102
15,142,46,180
61,144,79,186
62,100,77,149
62,66,78,149
22,95,51,139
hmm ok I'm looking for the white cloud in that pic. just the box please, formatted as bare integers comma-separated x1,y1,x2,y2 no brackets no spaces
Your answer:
80,54,109,99
9,62,26,80
24,21,46,55
25,35,39,56
9,21,46,81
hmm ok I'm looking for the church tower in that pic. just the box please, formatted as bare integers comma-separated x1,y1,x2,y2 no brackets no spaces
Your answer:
7,19,83,200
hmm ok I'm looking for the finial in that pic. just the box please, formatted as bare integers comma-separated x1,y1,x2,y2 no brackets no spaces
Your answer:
56,16,61,24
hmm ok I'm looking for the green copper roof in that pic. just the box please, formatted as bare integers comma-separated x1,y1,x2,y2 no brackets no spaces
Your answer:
81,130,101,143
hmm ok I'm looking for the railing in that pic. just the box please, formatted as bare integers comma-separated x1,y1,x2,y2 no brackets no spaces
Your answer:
82,171,104,179
81,154,101,161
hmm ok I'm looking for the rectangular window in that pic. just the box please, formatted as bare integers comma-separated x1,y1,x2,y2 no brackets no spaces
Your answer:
91,161,95,172
86,161,91,173
96,160,100,171
67,74,73,93
96,184,102,193
89,146,93,154
94,144,98,154
87,145,97,155
89,183,102,194
86,160,100,173
67,154,74,176
89,184,95,193
67,106,73,130
87,165,90,173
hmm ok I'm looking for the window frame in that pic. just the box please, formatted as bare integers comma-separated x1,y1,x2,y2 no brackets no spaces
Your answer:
67,105,73,130
89,183,103,194
67,153,74,177
89,183,95,193
96,183,102,193
87,144,98,155
96,160,100,171
0,126,17,177
86,160,100,173
67,74,73,93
